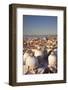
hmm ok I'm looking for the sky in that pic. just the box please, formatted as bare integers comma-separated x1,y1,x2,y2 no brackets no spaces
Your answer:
23,15,57,35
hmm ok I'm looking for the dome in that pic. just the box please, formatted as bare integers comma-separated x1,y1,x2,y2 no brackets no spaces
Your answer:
23,52,29,63
25,56,39,68
34,49,43,57
48,53,57,69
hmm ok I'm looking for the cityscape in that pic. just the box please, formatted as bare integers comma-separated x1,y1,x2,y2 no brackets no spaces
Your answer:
23,15,57,74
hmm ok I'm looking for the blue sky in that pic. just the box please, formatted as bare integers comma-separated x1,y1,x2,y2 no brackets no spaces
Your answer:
23,15,57,35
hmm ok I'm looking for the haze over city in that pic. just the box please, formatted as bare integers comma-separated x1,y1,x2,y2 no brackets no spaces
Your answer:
23,15,57,35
